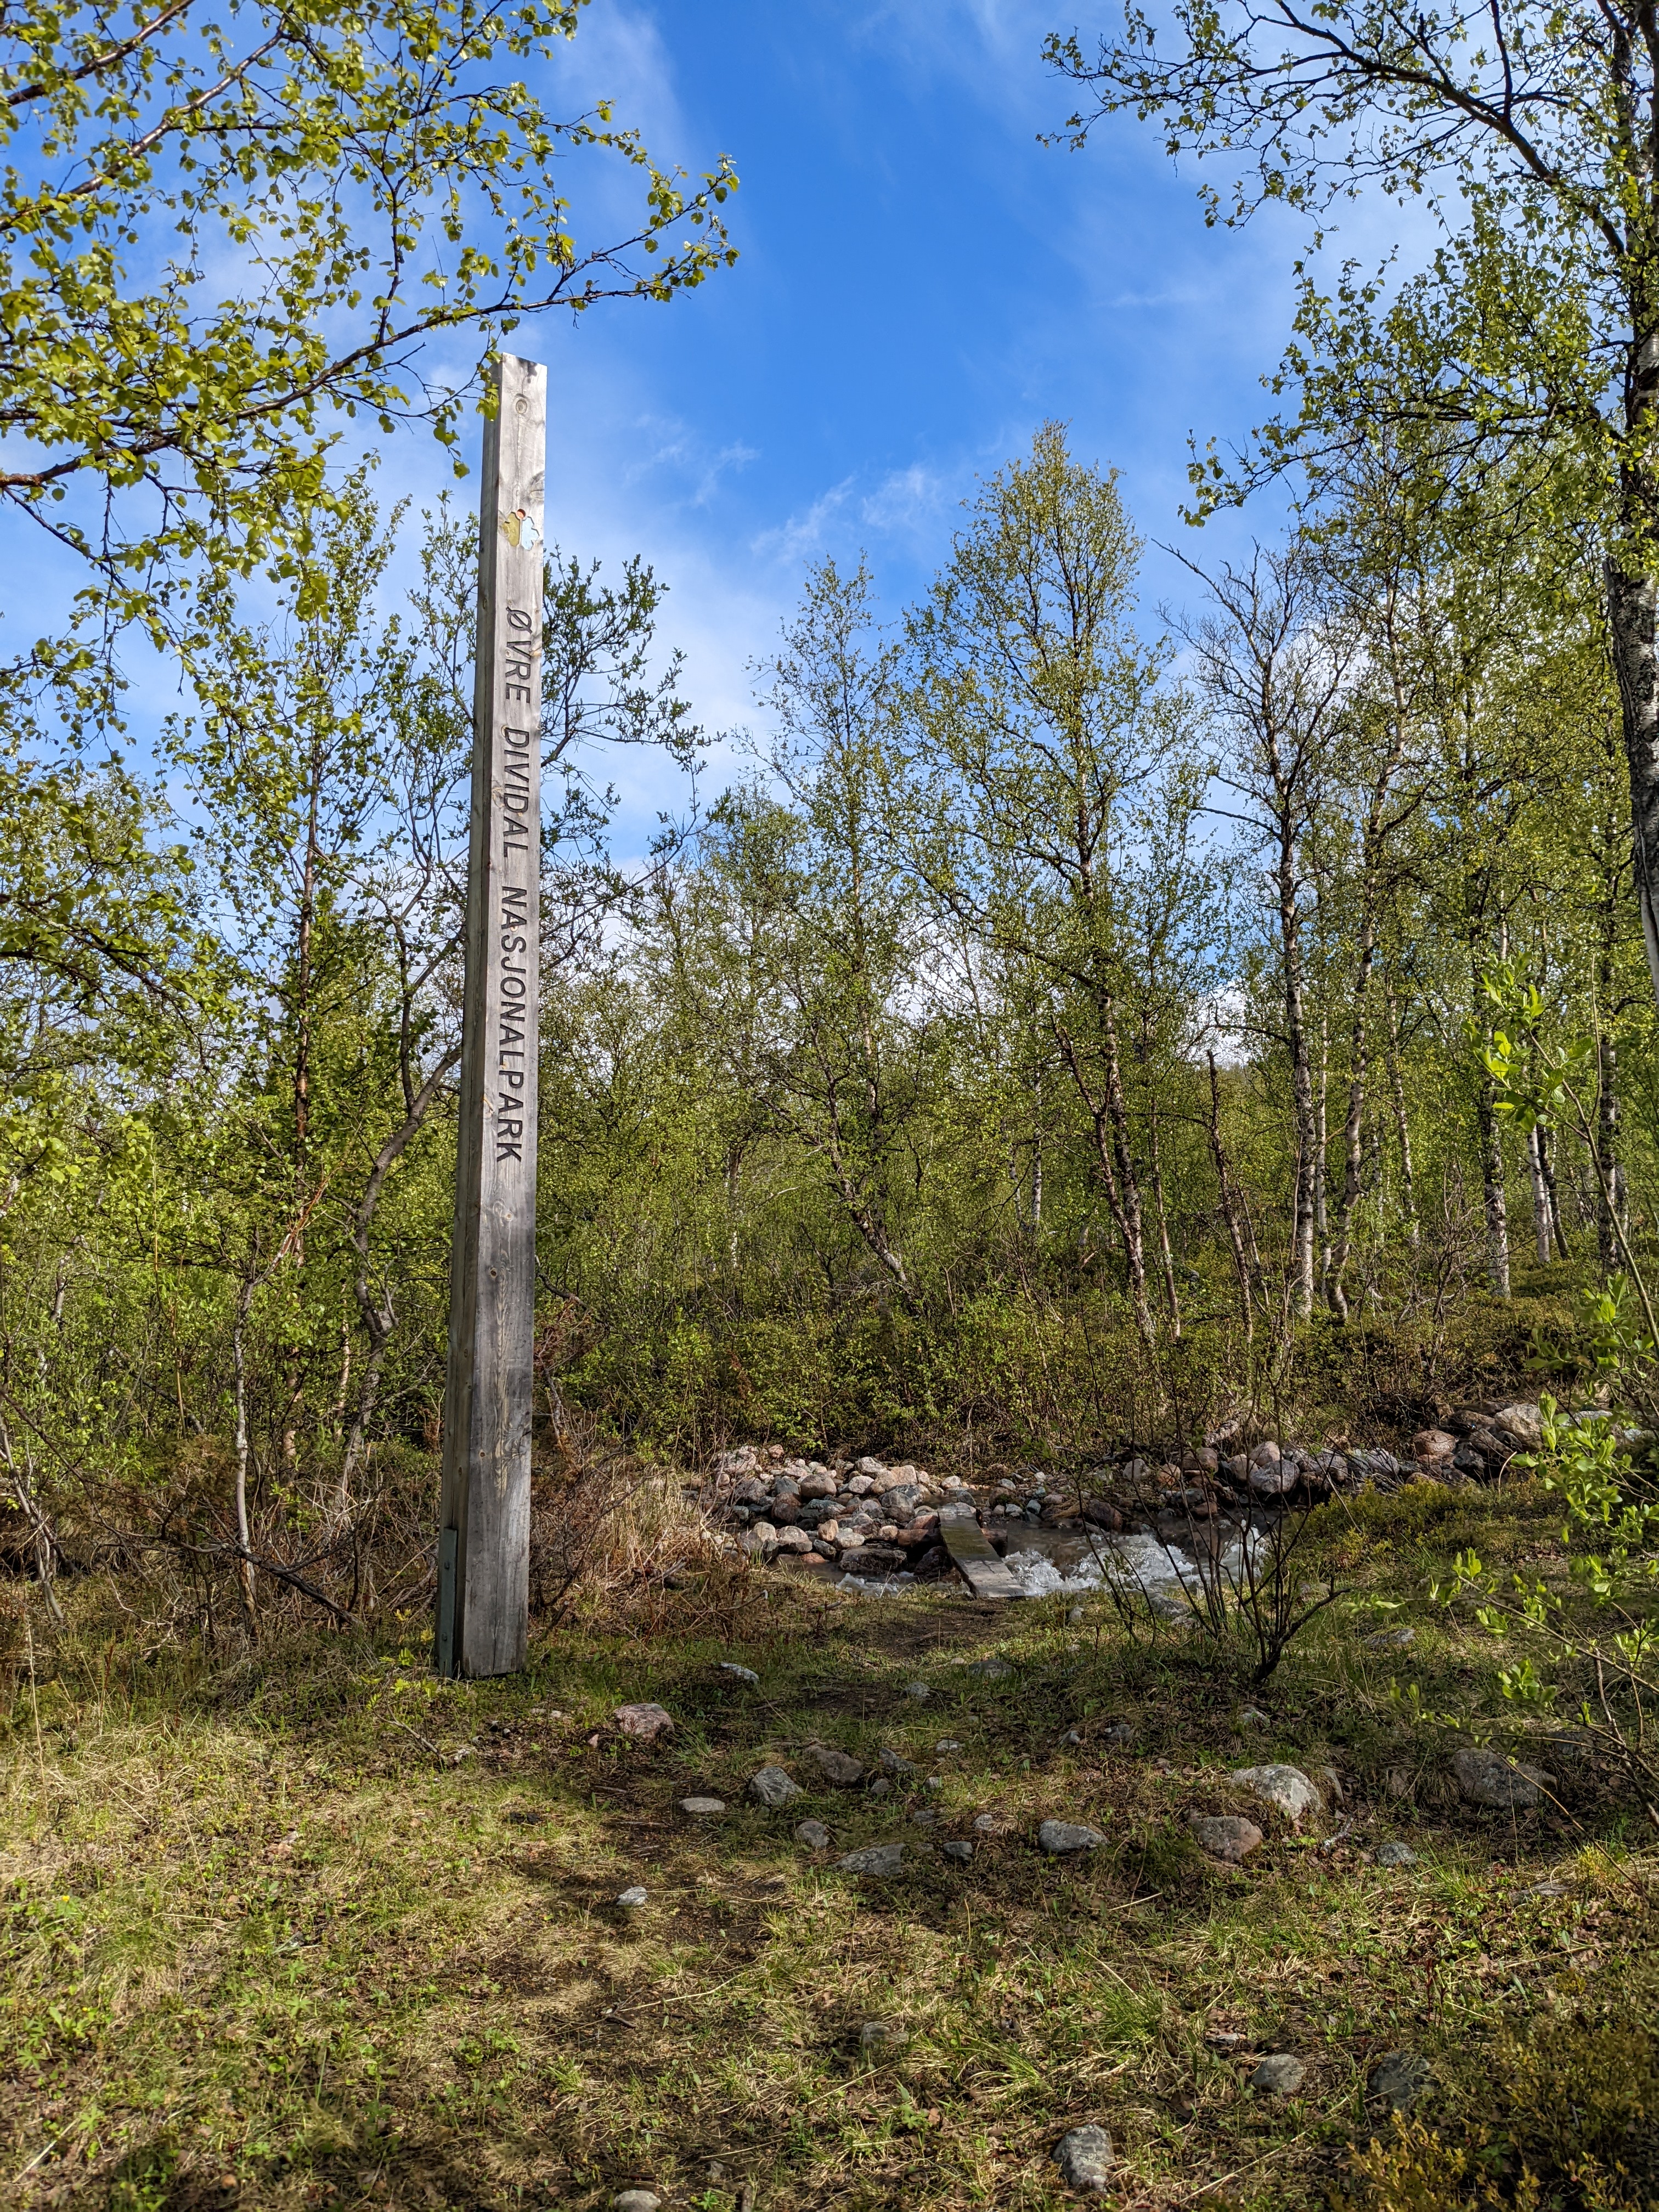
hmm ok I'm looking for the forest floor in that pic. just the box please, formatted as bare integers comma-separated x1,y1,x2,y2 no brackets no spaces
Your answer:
4,1479,1658,2212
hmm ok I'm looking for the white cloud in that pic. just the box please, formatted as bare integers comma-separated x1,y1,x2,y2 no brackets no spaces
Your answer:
749,479,856,563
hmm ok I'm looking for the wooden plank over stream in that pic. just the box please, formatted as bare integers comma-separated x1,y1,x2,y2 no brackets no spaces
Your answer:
938,1504,1025,1601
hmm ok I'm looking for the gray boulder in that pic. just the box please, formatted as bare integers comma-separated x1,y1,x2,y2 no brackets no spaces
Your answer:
1229,1764,1323,1822
795,1818,831,1849
1039,1818,1105,1855
836,1842,905,1876
1369,2050,1430,2111
1250,2053,1306,2095
1053,2123,1115,2193
748,1764,803,1808
1452,1746,1548,1808
1189,1813,1263,1863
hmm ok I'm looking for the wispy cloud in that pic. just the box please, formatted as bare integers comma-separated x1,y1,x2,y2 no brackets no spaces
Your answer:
750,478,856,563
860,462,949,535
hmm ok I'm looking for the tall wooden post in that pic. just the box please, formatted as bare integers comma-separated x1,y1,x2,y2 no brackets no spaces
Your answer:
438,353,546,1678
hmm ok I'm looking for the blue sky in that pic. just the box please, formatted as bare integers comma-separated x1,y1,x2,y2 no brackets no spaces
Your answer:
10,0,1402,840
499,0,1329,830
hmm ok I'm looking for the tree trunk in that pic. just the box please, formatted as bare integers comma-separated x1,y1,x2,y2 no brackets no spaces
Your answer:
1596,1032,1627,1279
231,1283,259,1635
1536,1123,1569,1260
1383,981,1419,1256
1475,1080,1511,1298
1054,1016,1155,1347
1277,842,1317,1319
1146,1080,1182,1335
1526,1125,1553,1267
338,1044,463,1511
1606,544,1659,1015
1206,1049,1258,1341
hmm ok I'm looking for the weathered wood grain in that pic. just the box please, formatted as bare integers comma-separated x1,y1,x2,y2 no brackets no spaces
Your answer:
438,353,546,1677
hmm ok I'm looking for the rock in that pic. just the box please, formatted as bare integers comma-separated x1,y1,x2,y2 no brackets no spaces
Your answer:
795,1818,832,1849
806,1744,865,1786
613,1702,674,1741
878,1747,916,1776
1250,2053,1306,2095
714,1447,760,1478
1369,2050,1430,2111
1189,1813,1263,1863
856,1457,887,1477
1102,1720,1135,1748
1251,1440,1282,1467
771,1496,803,1525
616,1886,647,1908
868,1776,891,1798
1385,1767,1414,1800
972,1810,1013,1835
1229,1764,1323,1822
858,2019,909,2052
612,2193,661,2212
1363,1627,1415,1651
719,1661,760,1684
1081,1499,1123,1531
941,1838,973,1861
1039,1819,1105,1855
678,1796,726,1816
836,1842,905,1876
798,1470,838,1500
1492,1401,1543,1447
748,1764,804,1808
935,1738,962,1752
746,1520,778,1548
731,1474,770,1506
967,1656,1013,1680
772,1525,814,1553
883,1483,923,1517
905,1679,932,1700
1053,2123,1116,2193
1452,1747,1547,1808
1249,1462,1299,1496
1235,1706,1269,1730
1373,1841,1418,1866
1412,1429,1458,1463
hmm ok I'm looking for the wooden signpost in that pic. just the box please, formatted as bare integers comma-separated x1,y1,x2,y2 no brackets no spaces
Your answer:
438,353,546,1678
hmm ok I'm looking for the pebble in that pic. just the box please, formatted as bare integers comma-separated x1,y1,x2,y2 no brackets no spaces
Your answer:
1189,1813,1263,1863
868,1776,892,1798
806,1745,865,1786
905,1680,932,1700
972,1811,1010,1835
1363,1627,1415,1651
612,2194,659,2212
1250,2053,1306,2095
613,1703,674,1740
1039,1818,1105,1855
1369,2050,1430,2111
1229,1764,1322,1822
720,1662,760,1684
1235,1707,1268,1730
1373,1840,1418,1867
941,1839,973,1861
836,1842,906,1876
911,1808,938,1826
878,1747,916,1776
748,1764,804,1808
967,1656,1013,1679
616,1886,647,1908
1068,1605,1086,1624
859,2019,909,2051
1102,1720,1135,1748
678,1797,726,1817
1452,1747,1547,1808
795,1818,832,1849
1053,2123,1115,2193
936,1739,962,1752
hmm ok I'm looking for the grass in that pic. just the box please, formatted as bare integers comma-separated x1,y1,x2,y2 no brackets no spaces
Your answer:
3,1481,1658,2211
